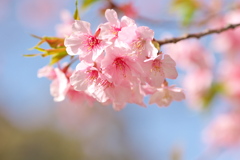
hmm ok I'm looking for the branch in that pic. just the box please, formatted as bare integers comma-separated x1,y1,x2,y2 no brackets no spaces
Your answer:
156,23,240,46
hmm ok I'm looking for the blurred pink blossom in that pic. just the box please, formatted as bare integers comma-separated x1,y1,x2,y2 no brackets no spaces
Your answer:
56,10,74,37
16,0,62,29
183,69,213,110
218,61,240,106
203,111,240,148
118,2,138,18
212,10,240,58
164,40,214,71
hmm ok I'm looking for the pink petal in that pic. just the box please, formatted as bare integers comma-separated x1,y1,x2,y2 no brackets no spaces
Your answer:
105,9,120,27
120,16,136,27
162,54,178,79
72,20,91,34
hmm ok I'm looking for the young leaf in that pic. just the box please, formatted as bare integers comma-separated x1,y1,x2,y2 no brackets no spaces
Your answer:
82,0,100,9
23,53,43,57
50,51,68,65
73,0,80,20
30,37,65,50
44,37,65,48
202,82,225,109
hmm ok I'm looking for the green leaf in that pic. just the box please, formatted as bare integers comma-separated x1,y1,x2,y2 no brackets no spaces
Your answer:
172,0,199,26
82,0,99,9
202,82,225,109
73,0,80,20
23,53,43,57
43,37,65,48
29,37,65,50
50,51,68,65
44,48,67,56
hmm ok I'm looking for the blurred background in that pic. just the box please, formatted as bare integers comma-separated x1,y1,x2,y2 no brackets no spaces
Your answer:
1,0,240,160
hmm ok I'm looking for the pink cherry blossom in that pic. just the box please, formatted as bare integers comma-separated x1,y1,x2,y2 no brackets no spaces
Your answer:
101,46,143,85
203,111,240,148
70,61,100,92
39,9,185,110
88,77,147,110
99,9,136,40
64,20,111,62
56,10,74,37
50,67,69,101
37,65,56,80
149,83,185,107
38,65,94,106
128,79,146,107
90,79,135,111
67,89,94,106
143,54,178,88
118,26,158,59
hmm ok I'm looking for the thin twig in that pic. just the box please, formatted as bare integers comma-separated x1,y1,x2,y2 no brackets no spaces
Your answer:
156,23,240,46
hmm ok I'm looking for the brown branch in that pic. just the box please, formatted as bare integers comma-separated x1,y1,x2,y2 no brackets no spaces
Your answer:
156,23,240,46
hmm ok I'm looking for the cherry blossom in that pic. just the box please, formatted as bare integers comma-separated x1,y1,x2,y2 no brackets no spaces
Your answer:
38,65,94,106
143,54,178,88
70,61,100,92
101,46,143,85
46,9,184,110
149,81,185,107
117,26,158,59
99,9,136,40
64,20,111,62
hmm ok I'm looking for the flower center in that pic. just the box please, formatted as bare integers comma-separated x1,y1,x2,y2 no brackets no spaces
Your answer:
111,26,121,37
152,59,161,72
86,70,98,83
162,90,172,104
131,38,145,54
84,35,101,51
112,57,129,77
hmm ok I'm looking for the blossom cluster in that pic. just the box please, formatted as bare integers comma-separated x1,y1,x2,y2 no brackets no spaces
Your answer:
39,9,185,110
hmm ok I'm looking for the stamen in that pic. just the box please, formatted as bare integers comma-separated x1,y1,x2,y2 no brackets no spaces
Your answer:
112,57,129,77
86,70,98,83
111,26,121,37
131,38,145,54
151,59,163,76
83,35,101,51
